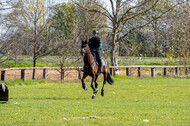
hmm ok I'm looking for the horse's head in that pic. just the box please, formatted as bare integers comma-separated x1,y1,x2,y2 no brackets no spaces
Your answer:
80,40,90,56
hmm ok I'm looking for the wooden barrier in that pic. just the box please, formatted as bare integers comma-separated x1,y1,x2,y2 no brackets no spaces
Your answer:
126,68,130,76
43,69,47,79
1,71,5,81
21,69,26,81
138,67,141,77
175,67,179,76
164,68,167,76
110,65,189,77
78,68,82,80
0,65,188,81
151,68,155,77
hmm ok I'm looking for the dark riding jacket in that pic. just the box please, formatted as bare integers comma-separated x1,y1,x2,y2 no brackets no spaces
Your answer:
88,37,102,50
88,37,102,70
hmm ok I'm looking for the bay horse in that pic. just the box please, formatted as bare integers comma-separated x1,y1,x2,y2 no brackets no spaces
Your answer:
80,40,114,99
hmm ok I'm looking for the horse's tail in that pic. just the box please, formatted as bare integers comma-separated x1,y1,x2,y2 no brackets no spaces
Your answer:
107,72,114,85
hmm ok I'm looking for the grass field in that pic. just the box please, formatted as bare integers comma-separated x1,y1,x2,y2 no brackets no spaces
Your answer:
0,55,183,68
0,76,189,125
0,59,182,68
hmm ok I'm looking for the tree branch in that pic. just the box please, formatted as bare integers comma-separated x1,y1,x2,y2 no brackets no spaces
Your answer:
73,1,113,21
118,0,153,24
116,2,182,42
118,0,159,27
109,0,115,16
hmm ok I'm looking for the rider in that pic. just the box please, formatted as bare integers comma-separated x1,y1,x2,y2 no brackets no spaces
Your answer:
88,30,102,73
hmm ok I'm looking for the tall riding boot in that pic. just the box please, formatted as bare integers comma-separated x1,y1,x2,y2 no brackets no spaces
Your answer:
98,64,102,73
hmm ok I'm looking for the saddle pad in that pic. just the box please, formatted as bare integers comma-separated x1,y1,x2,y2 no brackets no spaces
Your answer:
94,59,105,66
102,59,106,66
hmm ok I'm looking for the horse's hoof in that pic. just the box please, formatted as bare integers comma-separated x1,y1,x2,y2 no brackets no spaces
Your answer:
92,95,95,99
101,91,104,96
84,86,87,90
94,89,98,93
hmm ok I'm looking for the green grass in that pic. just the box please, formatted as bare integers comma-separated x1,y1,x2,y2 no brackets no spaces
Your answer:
118,60,182,66
0,55,184,68
0,60,59,68
0,59,182,68
0,76,189,125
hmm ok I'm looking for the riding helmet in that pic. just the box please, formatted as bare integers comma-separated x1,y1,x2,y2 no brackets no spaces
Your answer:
92,30,99,35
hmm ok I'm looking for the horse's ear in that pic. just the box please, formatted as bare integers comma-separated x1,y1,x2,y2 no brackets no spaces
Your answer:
85,40,88,44
82,40,84,44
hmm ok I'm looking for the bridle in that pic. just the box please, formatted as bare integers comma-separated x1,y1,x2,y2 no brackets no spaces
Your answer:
81,46,95,66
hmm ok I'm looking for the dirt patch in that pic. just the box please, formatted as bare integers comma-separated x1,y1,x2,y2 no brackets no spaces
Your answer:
0,67,189,81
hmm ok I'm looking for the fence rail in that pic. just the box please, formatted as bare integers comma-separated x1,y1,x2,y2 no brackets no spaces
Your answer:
0,65,189,81
109,65,189,76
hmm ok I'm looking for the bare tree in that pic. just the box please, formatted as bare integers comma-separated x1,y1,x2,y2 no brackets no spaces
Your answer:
50,2,81,80
4,0,61,79
74,0,184,74
0,0,18,66
75,0,108,41
170,1,190,67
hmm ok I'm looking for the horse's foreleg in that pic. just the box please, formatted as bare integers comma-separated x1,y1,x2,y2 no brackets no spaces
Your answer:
101,73,107,96
90,75,96,91
81,74,87,90
95,75,98,90
91,75,98,99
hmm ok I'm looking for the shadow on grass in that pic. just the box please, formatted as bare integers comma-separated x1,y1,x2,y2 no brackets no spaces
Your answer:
0,101,8,104
9,97,86,100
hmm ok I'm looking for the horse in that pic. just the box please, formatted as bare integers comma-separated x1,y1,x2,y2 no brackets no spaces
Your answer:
80,40,114,99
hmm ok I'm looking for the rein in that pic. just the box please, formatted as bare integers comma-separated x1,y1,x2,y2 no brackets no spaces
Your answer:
83,51,95,66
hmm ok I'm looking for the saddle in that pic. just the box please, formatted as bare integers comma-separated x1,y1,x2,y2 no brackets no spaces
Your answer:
91,50,105,73
92,54,105,67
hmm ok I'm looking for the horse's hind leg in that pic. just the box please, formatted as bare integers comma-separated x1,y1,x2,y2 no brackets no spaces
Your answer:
101,73,107,96
81,74,87,90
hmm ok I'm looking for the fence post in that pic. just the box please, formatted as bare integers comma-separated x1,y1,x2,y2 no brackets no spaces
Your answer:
32,68,35,80
175,67,179,76
151,68,155,77
78,68,81,80
164,68,167,76
1,71,5,81
138,67,141,77
110,68,112,76
185,67,188,76
126,68,130,76
43,69,47,79
110,68,114,76
21,69,26,81
61,68,64,80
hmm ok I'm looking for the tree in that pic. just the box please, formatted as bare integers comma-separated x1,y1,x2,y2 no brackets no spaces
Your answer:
171,1,190,66
74,0,183,74
5,0,60,79
50,2,81,80
75,0,108,40
0,0,19,66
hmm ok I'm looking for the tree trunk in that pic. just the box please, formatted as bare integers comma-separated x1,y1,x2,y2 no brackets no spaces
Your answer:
61,68,64,80
32,57,36,80
111,34,118,66
33,3,37,80
152,20,159,57
110,31,119,75
110,0,121,75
